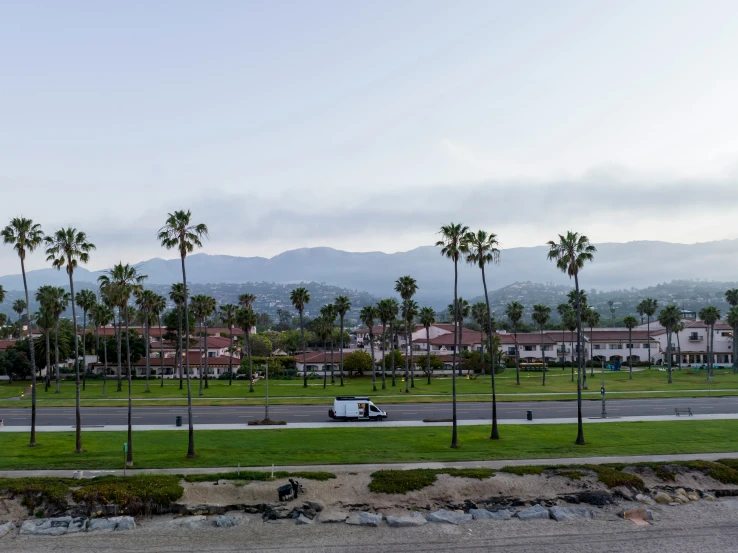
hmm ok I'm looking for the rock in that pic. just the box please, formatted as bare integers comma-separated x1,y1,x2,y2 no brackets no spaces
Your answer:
385,512,427,527
646,510,654,521
306,501,324,513
425,509,473,525
687,492,700,501
653,492,673,504
20,518,71,536
88,519,117,533
301,508,317,520
345,512,383,527
214,515,244,528
549,507,593,521
113,517,136,531
295,515,313,525
469,509,511,521
66,517,88,533
634,493,656,506
576,490,614,506
672,496,690,504
703,494,717,501
320,510,349,523
171,515,211,529
0,522,15,538
675,488,687,497
516,504,550,521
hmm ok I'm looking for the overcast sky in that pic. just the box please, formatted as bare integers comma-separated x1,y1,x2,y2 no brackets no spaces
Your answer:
2,0,738,274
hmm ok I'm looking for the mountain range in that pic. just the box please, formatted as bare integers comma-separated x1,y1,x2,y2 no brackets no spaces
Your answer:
1,239,737,308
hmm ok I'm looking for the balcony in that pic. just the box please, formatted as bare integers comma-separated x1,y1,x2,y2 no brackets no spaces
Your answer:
557,347,570,354
688,335,703,342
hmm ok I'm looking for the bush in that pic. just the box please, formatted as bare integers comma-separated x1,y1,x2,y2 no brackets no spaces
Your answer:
72,475,183,513
368,468,494,494
184,470,335,483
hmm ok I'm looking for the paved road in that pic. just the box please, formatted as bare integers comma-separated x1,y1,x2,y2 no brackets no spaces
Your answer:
0,396,735,427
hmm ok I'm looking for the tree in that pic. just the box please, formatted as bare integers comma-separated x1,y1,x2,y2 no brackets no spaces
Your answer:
657,304,681,384
418,306,436,386
582,307,600,384
238,293,256,310
75,289,97,390
342,350,373,375
401,299,418,389
91,302,113,395
725,289,738,374
158,209,208,459
320,303,337,384
637,298,658,369
395,276,418,392
290,288,310,388
219,304,238,386
674,321,685,371
415,352,444,376
34,307,54,388
607,300,616,320
236,307,257,391
98,263,146,466
505,301,523,386
2,217,44,447
12,299,26,339
249,334,272,357
334,295,351,387
623,315,638,379
312,317,332,388
699,305,721,382
532,305,551,386
37,286,69,392
45,228,95,454
359,306,378,391
169,283,187,390
547,231,596,446
135,289,157,392
190,294,216,395
556,303,571,368
436,222,469,449
153,293,167,387
376,298,398,388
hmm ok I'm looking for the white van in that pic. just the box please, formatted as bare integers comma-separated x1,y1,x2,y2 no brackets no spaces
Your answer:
329,396,387,421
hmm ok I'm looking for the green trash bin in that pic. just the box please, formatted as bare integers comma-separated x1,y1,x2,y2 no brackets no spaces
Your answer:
176,416,182,427
526,410,533,421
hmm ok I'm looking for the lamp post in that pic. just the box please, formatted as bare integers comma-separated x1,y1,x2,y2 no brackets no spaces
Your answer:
600,357,607,418
265,353,270,421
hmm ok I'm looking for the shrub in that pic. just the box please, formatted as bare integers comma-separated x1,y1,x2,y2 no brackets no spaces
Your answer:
184,470,335,483
500,465,545,476
677,461,738,485
369,468,495,494
72,475,183,513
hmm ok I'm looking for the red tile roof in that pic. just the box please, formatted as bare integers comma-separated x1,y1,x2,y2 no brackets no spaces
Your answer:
496,332,557,345
297,351,342,364
584,330,655,341
414,329,486,346
0,339,18,351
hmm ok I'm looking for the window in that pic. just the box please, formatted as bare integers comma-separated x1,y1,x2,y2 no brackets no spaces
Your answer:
524,345,536,351
609,344,623,350
625,343,637,349
643,343,650,349
542,345,553,351
593,344,601,350
507,347,516,355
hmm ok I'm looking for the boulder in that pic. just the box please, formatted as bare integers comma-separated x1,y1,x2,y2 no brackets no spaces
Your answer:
469,509,511,521
295,515,313,525
516,505,550,521
549,507,593,521
320,510,349,523
112,517,136,531
652,492,672,504
675,488,687,497
88,519,118,533
214,515,244,528
0,522,15,539
576,490,614,506
672,496,690,504
67,517,88,533
425,509,473,525
306,501,324,513
171,515,210,529
385,512,427,527
703,494,717,501
686,492,700,502
20,517,73,536
345,512,383,527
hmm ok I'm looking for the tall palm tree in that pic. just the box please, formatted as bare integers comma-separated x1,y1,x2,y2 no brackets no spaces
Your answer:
674,321,685,370
45,228,95,454
238,293,256,310
135,289,158,392
563,308,578,382
219,304,238,386
532,305,551,386
334,295,351,387
725,289,738,374
2,217,44,447
582,307,600,385
75,289,97,391
201,296,216,390
547,231,596,446
658,304,681,384
34,307,54,394
436,222,468,449
153,294,167,387
699,305,721,382
637,298,658,370
98,263,146,466
471,302,488,362
320,303,337,384
313,316,332,388
377,298,398,388
418,306,436,386
556,303,571,368
623,315,638,379
505,301,524,386
401,299,418,390
727,306,738,375
394,276,418,392
12,299,26,339
37,286,68,393
290,287,311,388
390,317,403,386
91,302,113,395
237,291,258,388
236,307,257,392
169,283,186,389
158,210,208,459
360,306,378,391
190,295,206,394
190,294,215,395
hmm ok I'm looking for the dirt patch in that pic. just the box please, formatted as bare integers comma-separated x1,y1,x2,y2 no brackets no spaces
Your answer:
0,497,27,523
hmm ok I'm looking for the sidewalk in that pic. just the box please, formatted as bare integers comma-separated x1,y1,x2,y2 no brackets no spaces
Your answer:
2,412,737,432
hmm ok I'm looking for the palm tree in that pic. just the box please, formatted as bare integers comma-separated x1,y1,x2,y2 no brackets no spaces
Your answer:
12,299,26,339
563,308,578,381
190,295,206,394
505,301,524,386
75,289,97,391
436,222,469,449
34,307,54,394
547,231,596,446
219,304,238,385
169,283,186,389
658,304,681,384
190,294,215,395
532,305,551,387
390,317,403,386
158,210,208,459
91,302,113,395
98,263,146,466
238,293,256,310
394,276,418,392
2,218,44,447
418,306,436,386
674,321,685,370
320,303,337,384
45,228,95,454
637,298,658,370
401,299,418,390
313,316,332,388
201,296,216,390
153,294,167,387
725,289,738,374
290,287,311,388
237,291,258,388
471,302,488,368
623,315,638,379
334,295,351,387
236,307,257,391
135,289,157,392
37,286,68,393
583,307,600,383
360,306,378,391
698,305,721,382
556,303,571,368
377,298,398,388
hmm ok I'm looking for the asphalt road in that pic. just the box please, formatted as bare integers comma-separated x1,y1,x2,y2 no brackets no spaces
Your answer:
0,396,735,427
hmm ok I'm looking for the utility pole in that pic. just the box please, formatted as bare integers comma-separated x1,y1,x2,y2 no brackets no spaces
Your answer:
600,358,607,418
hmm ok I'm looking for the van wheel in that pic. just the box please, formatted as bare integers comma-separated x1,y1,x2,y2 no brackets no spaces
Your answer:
376,416,383,422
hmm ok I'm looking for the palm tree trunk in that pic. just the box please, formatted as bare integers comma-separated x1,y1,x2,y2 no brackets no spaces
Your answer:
370,331,377,391
82,309,87,391
404,319,410,393
451,257,459,449
330,335,335,384
514,326,520,385
182,255,196,459
54,321,60,393
541,326,546,387
228,325,233,386
178,307,183,389
158,314,165,387
323,339,328,389
45,331,51,393
628,328,633,380
246,328,254,392
339,316,345,387
410,330,415,389
21,259,37,446
573,273,585,446
426,326,431,385
381,323,386,389
204,326,209,390
198,319,204,396
124,303,133,466
67,270,83,454
590,324,594,377
647,317,652,370
102,328,108,396
667,329,673,384
144,316,151,393
116,309,122,392
390,324,396,386
299,311,307,388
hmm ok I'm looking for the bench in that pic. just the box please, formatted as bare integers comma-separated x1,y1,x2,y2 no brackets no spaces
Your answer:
674,408,693,417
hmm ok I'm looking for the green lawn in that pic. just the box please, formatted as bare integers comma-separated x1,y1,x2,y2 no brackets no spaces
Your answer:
1,367,737,407
1,420,737,470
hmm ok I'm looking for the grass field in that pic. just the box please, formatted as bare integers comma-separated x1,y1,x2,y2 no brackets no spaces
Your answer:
1,419,737,470
1,367,736,407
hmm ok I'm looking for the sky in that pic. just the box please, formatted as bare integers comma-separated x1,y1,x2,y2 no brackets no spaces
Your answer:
2,0,738,274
